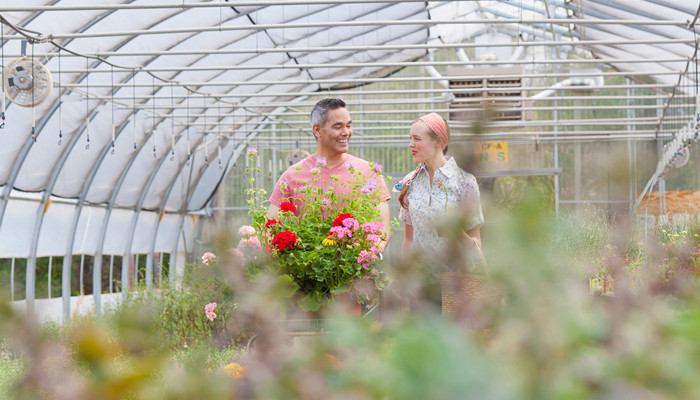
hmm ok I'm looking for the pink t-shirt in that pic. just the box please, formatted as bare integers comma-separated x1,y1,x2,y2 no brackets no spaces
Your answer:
269,154,391,215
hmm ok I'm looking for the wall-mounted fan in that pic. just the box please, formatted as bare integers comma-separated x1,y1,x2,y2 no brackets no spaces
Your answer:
3,56,53,107
285,148,310,166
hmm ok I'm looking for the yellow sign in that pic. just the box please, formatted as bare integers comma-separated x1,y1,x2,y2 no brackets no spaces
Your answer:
478,142,508,163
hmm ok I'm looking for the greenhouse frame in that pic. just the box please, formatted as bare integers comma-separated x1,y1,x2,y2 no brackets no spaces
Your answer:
0,0,698,321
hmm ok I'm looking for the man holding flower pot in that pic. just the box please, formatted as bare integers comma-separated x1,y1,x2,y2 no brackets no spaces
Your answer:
267,98,392,252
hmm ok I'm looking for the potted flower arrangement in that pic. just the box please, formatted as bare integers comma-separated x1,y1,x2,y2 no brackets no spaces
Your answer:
233,148,391,312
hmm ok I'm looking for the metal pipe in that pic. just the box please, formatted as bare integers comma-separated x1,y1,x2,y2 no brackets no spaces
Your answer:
5,19,688,42
0,0,426,12
60,80,679,92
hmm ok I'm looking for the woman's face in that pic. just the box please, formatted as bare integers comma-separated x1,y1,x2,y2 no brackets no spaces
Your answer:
409,120,442,164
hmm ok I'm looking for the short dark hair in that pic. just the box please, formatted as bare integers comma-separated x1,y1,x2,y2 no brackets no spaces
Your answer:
310,98,347,129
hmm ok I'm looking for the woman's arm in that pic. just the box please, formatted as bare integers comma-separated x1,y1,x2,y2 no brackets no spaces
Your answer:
464,224,481,249
402,224,414,260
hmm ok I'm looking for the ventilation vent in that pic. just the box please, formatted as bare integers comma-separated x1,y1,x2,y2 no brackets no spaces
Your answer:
448,66,530,123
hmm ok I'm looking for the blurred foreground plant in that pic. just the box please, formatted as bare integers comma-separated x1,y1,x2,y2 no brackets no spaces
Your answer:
3,187,700,399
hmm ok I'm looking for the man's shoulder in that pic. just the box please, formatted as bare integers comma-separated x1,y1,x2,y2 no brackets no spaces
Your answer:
345,153,372,168
279,156,314,177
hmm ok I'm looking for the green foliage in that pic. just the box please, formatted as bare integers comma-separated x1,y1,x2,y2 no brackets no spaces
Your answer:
0,340,24,400
122,260,236,350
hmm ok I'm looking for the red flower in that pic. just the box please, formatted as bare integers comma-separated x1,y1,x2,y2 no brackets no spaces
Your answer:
271,230,298,251
333,213,354,227
265,218,281,228
280,202,296,213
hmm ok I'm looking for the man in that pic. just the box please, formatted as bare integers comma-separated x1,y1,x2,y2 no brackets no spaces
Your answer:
268,98,392,252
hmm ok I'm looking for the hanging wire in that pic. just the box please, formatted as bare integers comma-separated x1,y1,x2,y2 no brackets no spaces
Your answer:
132,69,137,152
218,100,222,169
111,65,115,154
85,56,90,149
57,48,62,145
694,26,699,143
30,41,36,142
186,89,191,167
231,106,236,171
170,81,175,161
1,22,5,129
203,94,208,165
152,75,157,158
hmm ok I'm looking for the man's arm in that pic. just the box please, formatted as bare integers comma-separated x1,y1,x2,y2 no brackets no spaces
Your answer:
377,201,392,253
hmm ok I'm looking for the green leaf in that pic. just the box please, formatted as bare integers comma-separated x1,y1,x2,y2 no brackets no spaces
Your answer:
298,292,322,312
275,274,300,299
330,283,351,295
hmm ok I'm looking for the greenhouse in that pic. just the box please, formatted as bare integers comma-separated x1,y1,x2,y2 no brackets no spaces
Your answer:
0,1,699,399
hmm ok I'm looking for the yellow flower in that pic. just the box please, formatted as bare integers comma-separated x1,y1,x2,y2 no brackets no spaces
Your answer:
322,238,336,246
223,363,247,379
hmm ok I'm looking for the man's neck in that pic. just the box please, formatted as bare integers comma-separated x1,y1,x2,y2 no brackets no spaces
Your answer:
313,151,347,168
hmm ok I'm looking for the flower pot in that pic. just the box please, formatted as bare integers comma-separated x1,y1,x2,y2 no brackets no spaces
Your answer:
331,292,362,318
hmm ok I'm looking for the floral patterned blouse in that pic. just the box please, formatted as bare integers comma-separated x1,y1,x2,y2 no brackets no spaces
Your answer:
397,157,484,273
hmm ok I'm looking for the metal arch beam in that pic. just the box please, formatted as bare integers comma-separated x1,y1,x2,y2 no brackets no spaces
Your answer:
25,112,97,315
563,0,694,59
122,130,204,290
87,117,175,305
61,120,130,318
146,115,278,280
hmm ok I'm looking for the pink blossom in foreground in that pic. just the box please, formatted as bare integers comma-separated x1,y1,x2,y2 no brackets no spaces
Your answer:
238,225,256,237
372,163,383,173
357,250,376,268
227,247,245,259
341,217,359,230
361,222,383,233
239,236,262,249
366,233,382,245
360,178,378,194
205,302,218,321
201,252,217,266
330,226,352,238
315,157,327,166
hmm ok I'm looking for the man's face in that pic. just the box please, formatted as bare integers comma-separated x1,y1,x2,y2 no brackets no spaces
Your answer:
314,107,352,156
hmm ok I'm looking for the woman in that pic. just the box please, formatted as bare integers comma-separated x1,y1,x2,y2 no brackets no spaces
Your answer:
396,112,485,281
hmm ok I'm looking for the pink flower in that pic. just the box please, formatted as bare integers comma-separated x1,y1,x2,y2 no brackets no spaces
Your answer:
346,162,356,172
372,163,383,173
360,178,378,194
366,234,381,245
342,217,359,230
205,302,218,321
315,157,327,166
201,252,217,266
357,250,376,268
247,236,262,249
246,147,257,156
310,167,320,175
330,226,352,238
238,225,256,237
227,248,244,259
361,222,383,233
